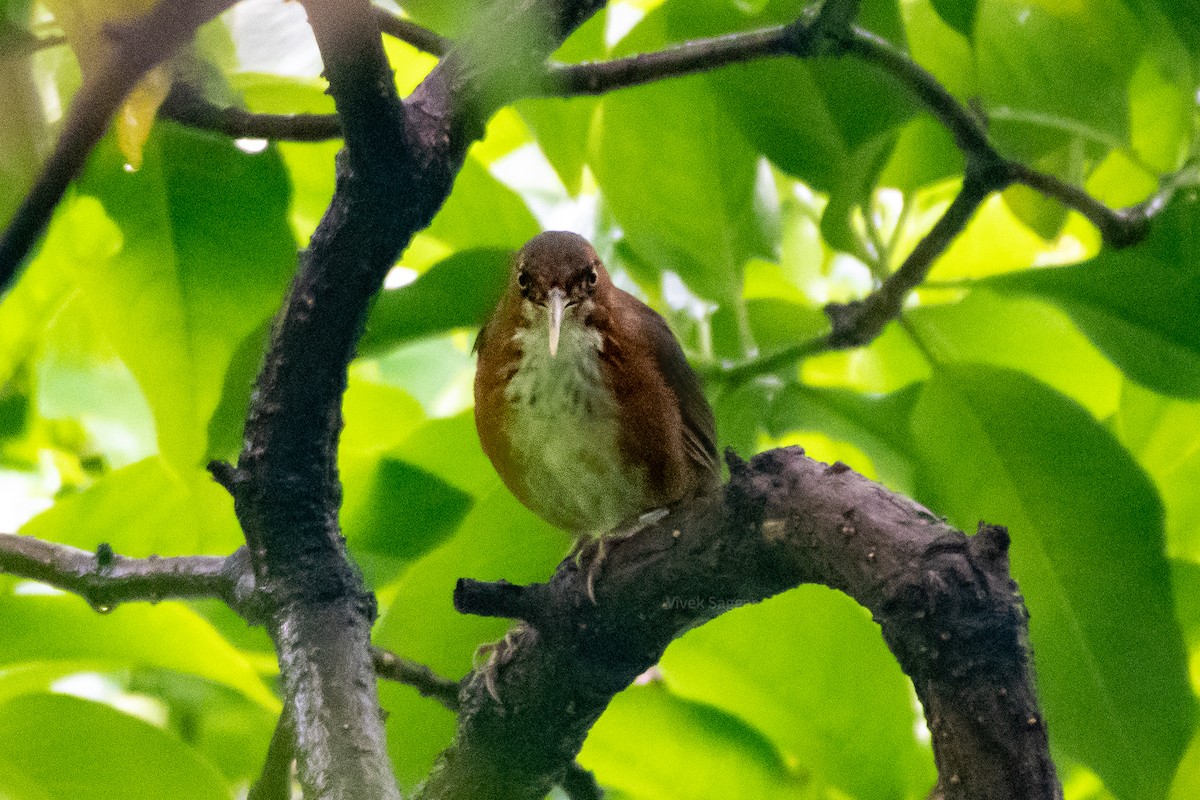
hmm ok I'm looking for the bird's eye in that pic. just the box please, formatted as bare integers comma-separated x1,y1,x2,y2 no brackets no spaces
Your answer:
587,268,598,286
517,271,529,289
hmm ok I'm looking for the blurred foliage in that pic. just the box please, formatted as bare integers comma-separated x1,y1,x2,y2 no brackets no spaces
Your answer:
0,0,1198,798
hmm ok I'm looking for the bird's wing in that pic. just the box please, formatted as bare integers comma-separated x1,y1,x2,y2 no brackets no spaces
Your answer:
641,308,720,482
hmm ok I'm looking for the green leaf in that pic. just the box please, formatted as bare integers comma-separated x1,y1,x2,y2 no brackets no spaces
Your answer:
74,124,295,468
910,365,1195,800
1169,727,1200,800
0,592,278,710
999,142,1085,241
590,4,770,303
877,116,964,194
975,0,1143,161
0,693,232,800
1116,383,1200,563
591,73,762,303
359,248,510,358
232,73,338,242
983,195,1200,399
579,683,809,799
33,293,158,468
420,156,540,260
124,670,276,786
907,288,1123,418
659,586,934,800
375,485,565,785
767,383,921,492
929,0,977,38
338,377,471,577
515,10,606,195
19,456,242,556
710,298,828,363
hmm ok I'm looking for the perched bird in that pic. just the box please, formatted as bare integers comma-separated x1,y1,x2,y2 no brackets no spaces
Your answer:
473,231,720,559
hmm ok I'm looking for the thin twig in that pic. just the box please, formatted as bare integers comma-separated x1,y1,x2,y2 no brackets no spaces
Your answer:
707,333,833,389
540,24,797,96
826,169,1000,347
372,647,461,710
160,83,342,142
371,5,450,57
0,32,67,62
0,532,239,610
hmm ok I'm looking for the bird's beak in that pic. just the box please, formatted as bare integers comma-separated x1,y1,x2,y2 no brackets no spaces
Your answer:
547,288,566,357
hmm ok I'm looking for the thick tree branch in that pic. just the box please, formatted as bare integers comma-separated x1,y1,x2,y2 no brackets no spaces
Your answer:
226,1,608,798
0,532,253,612
423,449,1058,800
229,1,413,797
0,0,237,296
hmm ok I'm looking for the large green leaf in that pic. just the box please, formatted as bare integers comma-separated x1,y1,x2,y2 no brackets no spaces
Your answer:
983,195,1200,399
659,586,934,800
18,456,242,556
975,0,1144,161
371,412,565,786
767,383,921,492
1116,383,1200,563
907,288,1123,417
929,0,978,39
515,9,606,195
74,124,295,469
359,248,510,357
0,592,278,710
338,377,472,581
36,293,157,468
910,365,1194,800
421,155,541,257
589,3,773,304
0,693,232,800
579,683,810,799
591,70,762,303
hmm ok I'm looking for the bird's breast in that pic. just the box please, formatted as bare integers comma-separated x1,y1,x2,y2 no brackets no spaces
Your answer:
501,317,649,535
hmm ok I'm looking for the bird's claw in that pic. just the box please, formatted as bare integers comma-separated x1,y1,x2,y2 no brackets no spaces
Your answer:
473,627,523,704
578,507,670,605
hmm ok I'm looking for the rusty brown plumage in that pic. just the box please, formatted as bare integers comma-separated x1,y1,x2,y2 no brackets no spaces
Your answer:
473,231,718,538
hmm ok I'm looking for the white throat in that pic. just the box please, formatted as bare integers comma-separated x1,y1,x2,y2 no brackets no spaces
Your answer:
502,300,648,534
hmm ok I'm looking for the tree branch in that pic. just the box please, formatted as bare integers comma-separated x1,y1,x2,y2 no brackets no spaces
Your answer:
372,647,461,710
226,1,608,798
826,168,1002,347
371,5,450,57
0,0,238,296
160,82,342,142
0,532,253,613
421,449,1058,800
248,708,296,800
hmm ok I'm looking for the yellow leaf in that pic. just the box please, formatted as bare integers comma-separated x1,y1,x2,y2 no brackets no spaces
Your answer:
118,67,171,169
44,0,170,168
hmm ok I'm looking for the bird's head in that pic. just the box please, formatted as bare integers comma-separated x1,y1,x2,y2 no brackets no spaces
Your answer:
512,231,611,357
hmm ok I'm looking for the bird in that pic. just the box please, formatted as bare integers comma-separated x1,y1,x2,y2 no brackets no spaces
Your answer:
473,230,720,574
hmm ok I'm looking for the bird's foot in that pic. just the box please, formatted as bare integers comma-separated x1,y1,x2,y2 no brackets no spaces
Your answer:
473,625,524,703
578,507,670,604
